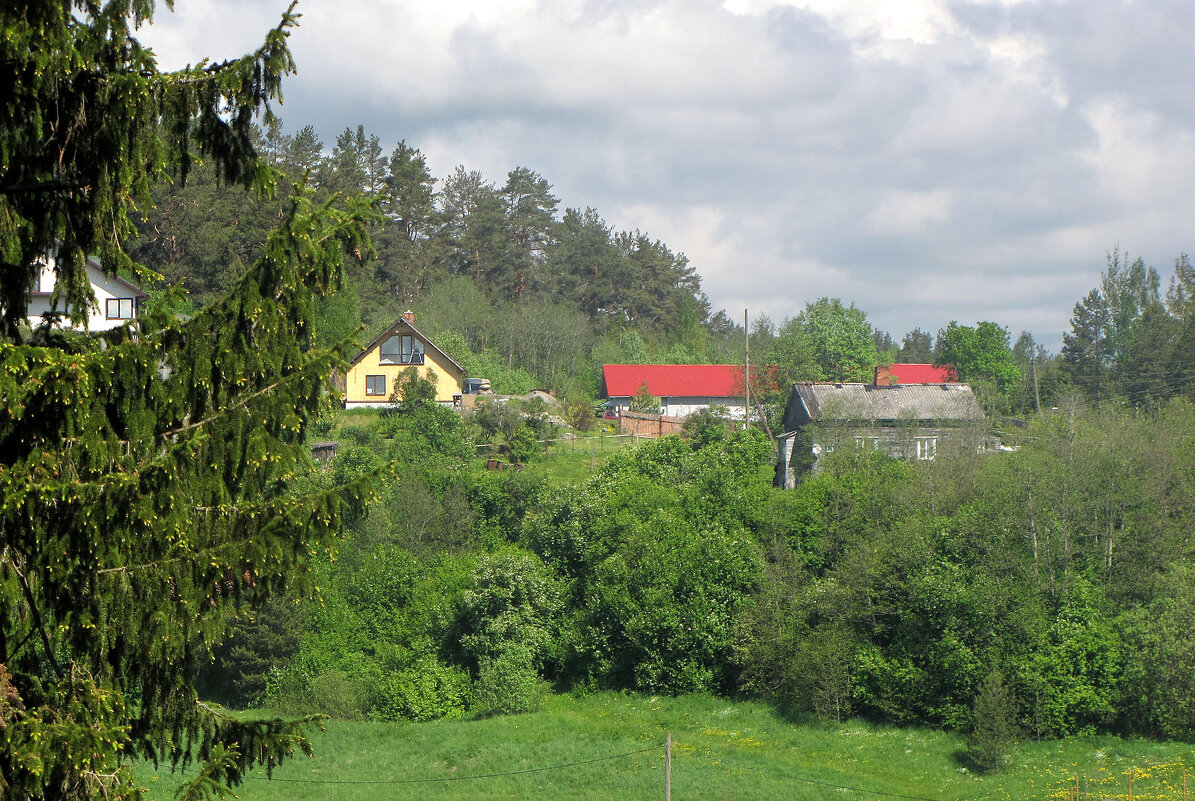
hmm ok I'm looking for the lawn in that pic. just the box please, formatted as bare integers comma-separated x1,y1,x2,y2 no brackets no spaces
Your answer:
138,693,1195,801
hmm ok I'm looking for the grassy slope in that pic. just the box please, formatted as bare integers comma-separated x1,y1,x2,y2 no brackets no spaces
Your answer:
141,693,1195,801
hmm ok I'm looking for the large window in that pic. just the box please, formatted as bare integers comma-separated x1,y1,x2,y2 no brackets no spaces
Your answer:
380,335,425,365
365,375,386,396
105,297,135,319
401,335,424,364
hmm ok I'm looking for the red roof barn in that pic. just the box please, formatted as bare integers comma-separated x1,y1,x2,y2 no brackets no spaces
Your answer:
600,364,747,418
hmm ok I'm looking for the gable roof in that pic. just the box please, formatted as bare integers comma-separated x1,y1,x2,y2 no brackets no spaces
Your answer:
602,364,744,398
884,363,955,384
349,316,465,376
33,257,147,298
783,382,984,430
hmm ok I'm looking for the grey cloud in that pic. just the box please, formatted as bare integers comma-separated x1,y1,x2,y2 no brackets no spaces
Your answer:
145,0,1195,349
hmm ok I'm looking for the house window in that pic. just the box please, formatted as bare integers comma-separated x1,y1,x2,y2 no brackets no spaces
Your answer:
915,436,937,461
365,375,386,396
854,436,880,450
105,297,135,319
380,336,401,364
380,334,425,365
401,335,425,364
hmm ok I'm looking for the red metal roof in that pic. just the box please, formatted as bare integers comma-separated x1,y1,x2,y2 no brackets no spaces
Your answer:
602,364,745,398
887,363,956,383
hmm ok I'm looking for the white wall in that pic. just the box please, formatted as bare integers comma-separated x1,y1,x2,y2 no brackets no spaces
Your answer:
27,260,144,331
609,396,747,420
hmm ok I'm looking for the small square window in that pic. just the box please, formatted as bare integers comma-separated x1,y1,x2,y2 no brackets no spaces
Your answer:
365,375,386,396
106,297,134,319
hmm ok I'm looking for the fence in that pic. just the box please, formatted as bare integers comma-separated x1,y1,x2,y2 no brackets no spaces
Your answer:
618,411,685,438
1050,763,1195,801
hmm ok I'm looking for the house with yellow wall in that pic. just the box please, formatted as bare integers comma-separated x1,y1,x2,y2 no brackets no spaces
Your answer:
342,311,465,407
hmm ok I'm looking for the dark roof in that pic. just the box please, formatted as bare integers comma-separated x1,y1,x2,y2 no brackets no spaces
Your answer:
783,382,984,430
349,316,465,376
602,364,744,398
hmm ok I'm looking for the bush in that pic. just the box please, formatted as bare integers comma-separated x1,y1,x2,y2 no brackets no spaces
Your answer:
474,643,544,717
370,658,472,722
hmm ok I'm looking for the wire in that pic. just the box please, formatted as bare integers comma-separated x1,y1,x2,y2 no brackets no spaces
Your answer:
699,754,947,801
243,745,664,785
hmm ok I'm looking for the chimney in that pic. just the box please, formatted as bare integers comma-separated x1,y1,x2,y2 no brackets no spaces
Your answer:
402,309,414,324
875,365,893,386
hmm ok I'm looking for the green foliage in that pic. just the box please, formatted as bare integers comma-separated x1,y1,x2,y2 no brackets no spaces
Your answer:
457,549,563,669
0,4,386,797
0,0,298,335
474,644,545,717
967,669,1019,774
389,368,438,407
506,424,540,465
628,381,659,413
795,297,880,382
370,657,472,722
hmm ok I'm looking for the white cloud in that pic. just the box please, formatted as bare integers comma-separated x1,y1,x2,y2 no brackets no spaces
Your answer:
137,0,1195,349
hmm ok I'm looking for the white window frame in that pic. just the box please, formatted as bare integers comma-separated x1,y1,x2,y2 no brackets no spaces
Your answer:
915,436,937,461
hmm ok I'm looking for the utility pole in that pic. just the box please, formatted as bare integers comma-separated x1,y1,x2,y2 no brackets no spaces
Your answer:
1031,354,1041,413
744,309,750,431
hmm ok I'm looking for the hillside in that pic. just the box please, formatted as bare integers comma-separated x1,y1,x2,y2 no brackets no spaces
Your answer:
140,693,1195,801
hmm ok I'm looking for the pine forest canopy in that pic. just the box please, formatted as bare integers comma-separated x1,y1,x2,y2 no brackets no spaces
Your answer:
0,2,381,800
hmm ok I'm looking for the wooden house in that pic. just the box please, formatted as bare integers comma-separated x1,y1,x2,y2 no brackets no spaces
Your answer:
342,311,465,407
774,381,987,488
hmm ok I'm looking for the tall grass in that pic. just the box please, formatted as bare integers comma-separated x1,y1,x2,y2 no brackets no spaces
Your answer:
139,693,1195,801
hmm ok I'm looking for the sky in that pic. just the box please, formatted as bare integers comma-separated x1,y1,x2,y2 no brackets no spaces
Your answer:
140,0,1195,350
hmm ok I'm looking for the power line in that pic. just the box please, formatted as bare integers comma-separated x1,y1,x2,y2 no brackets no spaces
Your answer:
243,745,664,785
704,754,948,801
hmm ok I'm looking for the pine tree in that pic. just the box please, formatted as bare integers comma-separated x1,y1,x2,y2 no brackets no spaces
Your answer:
0,2,379,798
967,669,1019,773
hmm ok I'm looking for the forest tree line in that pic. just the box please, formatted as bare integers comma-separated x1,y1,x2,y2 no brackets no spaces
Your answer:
131,122,1195,419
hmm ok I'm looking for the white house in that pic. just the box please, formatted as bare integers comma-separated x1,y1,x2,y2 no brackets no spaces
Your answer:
28,256,147,331
599,364,748,419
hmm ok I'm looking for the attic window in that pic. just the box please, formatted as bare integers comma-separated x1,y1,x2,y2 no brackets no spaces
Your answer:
380,334,425,365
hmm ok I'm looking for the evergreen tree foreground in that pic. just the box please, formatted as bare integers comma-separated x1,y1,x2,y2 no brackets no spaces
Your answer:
0,2,380,798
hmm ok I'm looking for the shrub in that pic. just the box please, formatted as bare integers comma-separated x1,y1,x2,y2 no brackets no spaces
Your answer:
370,658,472,722
474,643,544,717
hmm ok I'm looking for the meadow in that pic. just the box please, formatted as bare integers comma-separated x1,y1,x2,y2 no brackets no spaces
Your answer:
140,693,1195,801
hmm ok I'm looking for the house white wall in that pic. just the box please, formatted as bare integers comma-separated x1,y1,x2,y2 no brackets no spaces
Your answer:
607,395,746,419
27,260,144,331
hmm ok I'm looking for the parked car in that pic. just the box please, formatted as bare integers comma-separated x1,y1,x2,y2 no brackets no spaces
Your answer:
463,377,492,394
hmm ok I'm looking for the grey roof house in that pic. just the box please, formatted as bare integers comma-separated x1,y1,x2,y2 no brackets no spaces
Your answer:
775,381,988,488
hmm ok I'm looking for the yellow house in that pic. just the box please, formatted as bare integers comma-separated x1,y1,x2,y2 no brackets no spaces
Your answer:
342,312,465,407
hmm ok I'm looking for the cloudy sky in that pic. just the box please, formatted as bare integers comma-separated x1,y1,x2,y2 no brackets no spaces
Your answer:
142,0,1195,349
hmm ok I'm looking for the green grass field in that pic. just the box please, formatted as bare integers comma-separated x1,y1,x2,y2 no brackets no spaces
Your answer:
140,693,1195,801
